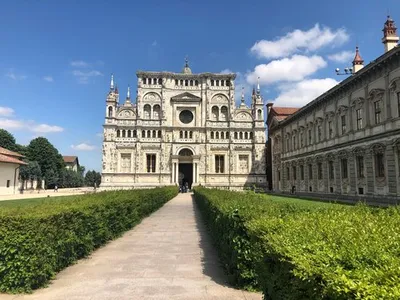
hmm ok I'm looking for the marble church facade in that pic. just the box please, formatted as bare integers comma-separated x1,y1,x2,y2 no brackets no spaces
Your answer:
101,61,266,189
267,17,400,204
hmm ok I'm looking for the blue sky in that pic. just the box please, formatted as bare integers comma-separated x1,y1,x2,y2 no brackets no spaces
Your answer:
0,0,399,172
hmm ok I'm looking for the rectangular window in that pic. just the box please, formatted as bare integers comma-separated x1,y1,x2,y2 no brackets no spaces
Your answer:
329,161,334,180
6,180,10,188
146,154,156,173
278,171,281,181
308,129,312,145
300,165,304,180
397,92,400,117
374,101,381,124
328,121,333,139
341,115,346,134
357,156,364,178
293,135,296,150
308,164,313,180
287,167,290,180
356,108,363,130
375,153,385,177
286,138,290,151
300,132,304,147
293,166,297,180
317,125,322,142
318,163,322,180
341,158,348,179
215,155,225,173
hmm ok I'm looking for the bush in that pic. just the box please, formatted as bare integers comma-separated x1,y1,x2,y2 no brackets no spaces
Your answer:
194,187,400,299
0,187,178,293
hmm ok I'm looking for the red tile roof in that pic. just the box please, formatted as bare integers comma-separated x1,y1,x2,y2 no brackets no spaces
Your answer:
271,107,300,116
0,146,24,158
353,47,364,64
63,156,78,163
0,154,27,165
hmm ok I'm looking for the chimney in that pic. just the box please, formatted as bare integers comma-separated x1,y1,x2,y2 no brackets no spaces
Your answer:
382,15,399,53
266,103,274,114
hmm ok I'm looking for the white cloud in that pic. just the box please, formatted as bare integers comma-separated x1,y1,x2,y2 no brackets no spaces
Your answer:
0,107,14,117
246,55,327,85
72,70,103,84
0,118,25,129
31,124,63,133
43,76,54,82
70,60,89,68
251,24,349,59
271,78,339,107
5,71,27,81
327,50,354,63
220,69,234,74
0,118,63,133
96,133,103,138
71,143,97,151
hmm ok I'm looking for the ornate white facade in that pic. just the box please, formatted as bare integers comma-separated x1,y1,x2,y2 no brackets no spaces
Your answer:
101,62,266,189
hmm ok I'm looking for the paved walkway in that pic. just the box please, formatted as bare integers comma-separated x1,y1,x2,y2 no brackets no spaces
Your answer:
1,193,261,300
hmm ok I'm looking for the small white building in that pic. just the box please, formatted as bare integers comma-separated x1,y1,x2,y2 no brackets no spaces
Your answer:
0,147,27,195
63,156,80,172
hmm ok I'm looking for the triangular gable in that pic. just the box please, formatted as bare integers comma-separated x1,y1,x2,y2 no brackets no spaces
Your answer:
171,92,201,102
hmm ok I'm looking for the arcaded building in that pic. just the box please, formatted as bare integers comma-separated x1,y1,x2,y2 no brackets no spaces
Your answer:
267,16,400,204
101,61,266,189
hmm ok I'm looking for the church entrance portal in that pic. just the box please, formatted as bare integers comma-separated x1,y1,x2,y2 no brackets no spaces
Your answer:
177,148,194,189
178,163,193,189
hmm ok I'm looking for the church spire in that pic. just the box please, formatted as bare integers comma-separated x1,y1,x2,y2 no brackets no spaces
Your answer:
240,86,246,108
382,15,399,53
352,46,364,73
110,73,114,90
127,85,131,99
256,77,260,95
182,56,192,74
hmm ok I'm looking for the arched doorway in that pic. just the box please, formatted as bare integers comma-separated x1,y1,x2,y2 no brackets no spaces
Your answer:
178,148,193,189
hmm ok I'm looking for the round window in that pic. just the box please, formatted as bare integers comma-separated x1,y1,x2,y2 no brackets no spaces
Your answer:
179,110,193,124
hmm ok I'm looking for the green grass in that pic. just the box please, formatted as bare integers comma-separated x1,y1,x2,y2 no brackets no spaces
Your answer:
0,195,75,208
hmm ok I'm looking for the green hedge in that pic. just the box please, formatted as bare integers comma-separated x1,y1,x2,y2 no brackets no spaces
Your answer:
0,187,178,293
194,187,400,299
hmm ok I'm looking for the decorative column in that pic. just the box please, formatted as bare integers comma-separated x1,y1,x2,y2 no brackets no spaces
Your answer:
386,144,397,195
348,153,356,195
365,149,374,195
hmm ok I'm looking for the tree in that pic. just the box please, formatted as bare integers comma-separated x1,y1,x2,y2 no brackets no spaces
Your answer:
59,169,84,188
78,165,85,177
45,169,59,189
19,161,42,190
26,137,65,183
85,170,101,187
0,129,17,151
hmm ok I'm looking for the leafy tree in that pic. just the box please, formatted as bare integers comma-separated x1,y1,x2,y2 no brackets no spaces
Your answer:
26,137,65,181
0,129,17,151
19,161,42,190
85,170,101,187
78,165,85,177
45,169,59,189
59,169,84,188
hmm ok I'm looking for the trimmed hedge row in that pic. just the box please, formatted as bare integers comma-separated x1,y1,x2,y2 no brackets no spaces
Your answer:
0,187,178,293
194,187,400,299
